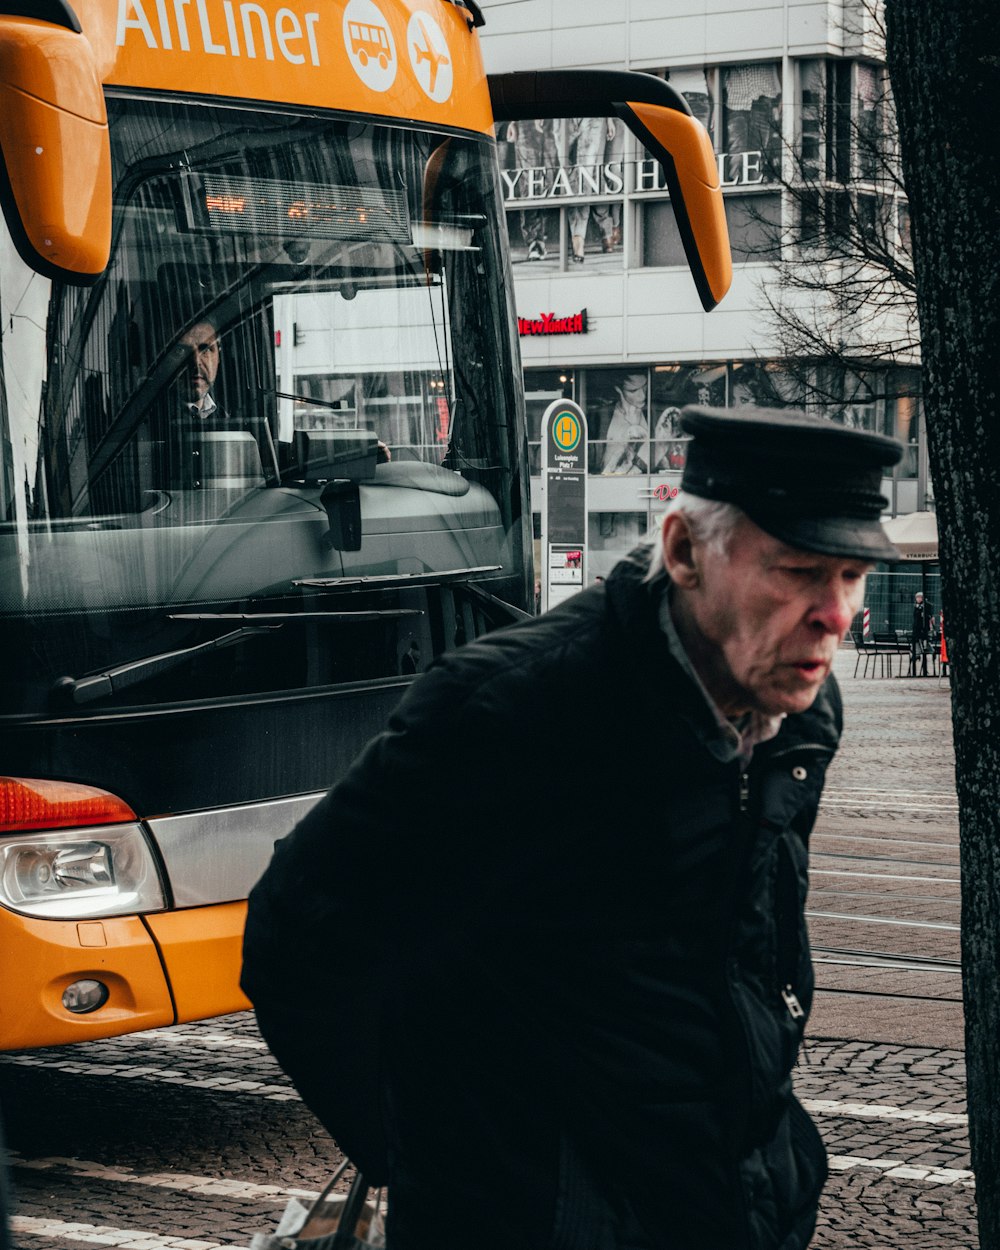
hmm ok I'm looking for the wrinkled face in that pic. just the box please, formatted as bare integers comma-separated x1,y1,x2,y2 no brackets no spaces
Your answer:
672,514,871,717
179,321,220,403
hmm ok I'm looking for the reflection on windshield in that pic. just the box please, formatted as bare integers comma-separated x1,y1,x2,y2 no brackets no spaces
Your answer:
0,99,527,613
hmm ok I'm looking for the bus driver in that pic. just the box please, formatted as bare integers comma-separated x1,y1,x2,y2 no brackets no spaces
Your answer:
178,320,224,419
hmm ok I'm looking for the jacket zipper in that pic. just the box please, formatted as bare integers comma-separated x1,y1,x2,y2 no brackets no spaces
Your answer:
781,985,805,1019
724,763,756,1246
762,741,830,763
763,740,830,1016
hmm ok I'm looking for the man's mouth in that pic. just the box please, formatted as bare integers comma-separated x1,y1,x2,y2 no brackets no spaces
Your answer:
790,659,828,678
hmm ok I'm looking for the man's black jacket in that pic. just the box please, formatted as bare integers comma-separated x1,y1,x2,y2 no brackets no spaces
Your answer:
242,547,839,1249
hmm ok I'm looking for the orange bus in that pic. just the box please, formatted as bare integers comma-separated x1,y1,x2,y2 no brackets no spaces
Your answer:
0,0,731,1049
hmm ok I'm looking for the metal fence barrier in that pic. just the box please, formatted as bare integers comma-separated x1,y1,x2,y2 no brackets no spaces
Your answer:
852,570,942,637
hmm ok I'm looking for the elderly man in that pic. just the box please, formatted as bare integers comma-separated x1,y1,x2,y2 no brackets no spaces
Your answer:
241,406,902,1250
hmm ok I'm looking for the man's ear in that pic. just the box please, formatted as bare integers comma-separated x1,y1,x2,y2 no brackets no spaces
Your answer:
661,511,700,589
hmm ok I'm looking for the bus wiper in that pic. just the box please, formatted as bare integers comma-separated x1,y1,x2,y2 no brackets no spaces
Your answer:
168,610,424,621
271,390,331,408
457,581,532,624
53,626,281,706
293,564,502,593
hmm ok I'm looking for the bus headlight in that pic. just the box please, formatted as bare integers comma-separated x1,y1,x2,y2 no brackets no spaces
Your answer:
0,824,166,919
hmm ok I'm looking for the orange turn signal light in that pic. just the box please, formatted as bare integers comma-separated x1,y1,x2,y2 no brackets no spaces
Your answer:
0,777,136,832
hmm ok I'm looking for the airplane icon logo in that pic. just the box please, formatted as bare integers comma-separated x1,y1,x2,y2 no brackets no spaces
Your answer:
407,12,453,102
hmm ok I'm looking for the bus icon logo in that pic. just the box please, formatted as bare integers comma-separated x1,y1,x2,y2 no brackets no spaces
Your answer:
553,411,581,452
407,12,453,102
343,0,396,92
350,20,390,69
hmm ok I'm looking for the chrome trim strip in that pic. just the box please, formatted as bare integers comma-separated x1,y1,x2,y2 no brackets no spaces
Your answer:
145,792,325,907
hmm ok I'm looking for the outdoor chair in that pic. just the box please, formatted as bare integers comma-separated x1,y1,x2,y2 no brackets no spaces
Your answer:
850,630,879,678
874,632,910,678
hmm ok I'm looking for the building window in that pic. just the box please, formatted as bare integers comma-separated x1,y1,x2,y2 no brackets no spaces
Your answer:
798,59,890,187
728,363,797,408
525,369,575,474
650,364,727,471
724,193,782,262
855,62,883,181
590,511,650,567
582,368,650,476
499,118,625,271
889,368,922,481
641,199,688,268
898,200,912,257
721,63,782,184
665,67,715,136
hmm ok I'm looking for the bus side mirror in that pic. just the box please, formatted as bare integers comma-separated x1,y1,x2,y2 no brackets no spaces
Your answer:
0,15,112,283
489,69,732,312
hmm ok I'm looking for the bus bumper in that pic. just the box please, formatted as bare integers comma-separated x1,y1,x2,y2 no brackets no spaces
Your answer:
144,900,250,1024
0,901,249,1050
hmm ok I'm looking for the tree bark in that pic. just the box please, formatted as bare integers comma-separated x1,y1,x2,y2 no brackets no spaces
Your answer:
885,3,1000,1243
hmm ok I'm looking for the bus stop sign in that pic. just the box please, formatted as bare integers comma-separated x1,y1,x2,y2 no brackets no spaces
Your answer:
540,399,588,611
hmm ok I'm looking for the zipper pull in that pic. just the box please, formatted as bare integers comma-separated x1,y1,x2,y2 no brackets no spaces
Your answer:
782,985,805,1020
739,771,750,812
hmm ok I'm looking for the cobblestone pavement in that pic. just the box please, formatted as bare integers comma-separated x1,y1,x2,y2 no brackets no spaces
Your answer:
805,650,974,1247
0,649,977,1249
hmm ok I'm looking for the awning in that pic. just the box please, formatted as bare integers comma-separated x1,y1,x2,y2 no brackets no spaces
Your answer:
882,510,939,562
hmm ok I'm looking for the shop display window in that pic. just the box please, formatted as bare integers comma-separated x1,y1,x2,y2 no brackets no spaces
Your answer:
721,63,782,185
584,368,651,476
498,117,625,272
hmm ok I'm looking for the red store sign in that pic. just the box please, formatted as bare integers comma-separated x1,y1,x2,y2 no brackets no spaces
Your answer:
518,309,589,337
639,484,681,503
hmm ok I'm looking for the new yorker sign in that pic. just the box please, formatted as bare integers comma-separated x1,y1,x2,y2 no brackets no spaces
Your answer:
518,309,588,338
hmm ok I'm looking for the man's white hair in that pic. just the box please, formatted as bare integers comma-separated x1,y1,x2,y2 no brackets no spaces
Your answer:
644,494,745,581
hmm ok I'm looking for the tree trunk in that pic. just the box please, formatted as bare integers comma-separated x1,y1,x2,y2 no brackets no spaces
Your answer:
885,3,1000,1244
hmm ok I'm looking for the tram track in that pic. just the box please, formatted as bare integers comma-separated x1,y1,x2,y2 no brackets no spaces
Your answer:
805,704,964,1018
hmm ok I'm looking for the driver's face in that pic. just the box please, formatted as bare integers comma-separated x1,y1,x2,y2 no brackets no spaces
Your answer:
180,322,220,403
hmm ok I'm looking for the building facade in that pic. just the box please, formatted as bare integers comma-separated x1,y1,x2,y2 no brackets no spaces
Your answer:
480,0,925,580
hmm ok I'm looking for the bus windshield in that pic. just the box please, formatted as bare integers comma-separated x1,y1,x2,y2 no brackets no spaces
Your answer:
0,97,529,714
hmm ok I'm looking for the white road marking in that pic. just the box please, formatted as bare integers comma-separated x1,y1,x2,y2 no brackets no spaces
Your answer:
110,1029,269,1052
6,1057,968,1131
11,1216,228,1248
8,1152,318,1201
828,1154,974,1187
801,1098,967,1127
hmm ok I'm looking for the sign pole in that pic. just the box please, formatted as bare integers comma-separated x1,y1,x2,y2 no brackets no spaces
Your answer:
540,399,588,612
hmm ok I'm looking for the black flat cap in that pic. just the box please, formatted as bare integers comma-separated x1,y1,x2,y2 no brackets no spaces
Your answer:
680,406,904,562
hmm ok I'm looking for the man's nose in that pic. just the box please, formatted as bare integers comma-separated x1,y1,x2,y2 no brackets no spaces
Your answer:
809,578,858,637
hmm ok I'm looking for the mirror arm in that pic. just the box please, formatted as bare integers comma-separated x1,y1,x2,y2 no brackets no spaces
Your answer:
488,69,691,123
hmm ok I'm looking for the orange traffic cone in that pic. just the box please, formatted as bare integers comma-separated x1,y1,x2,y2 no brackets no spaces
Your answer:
940,613,949,676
